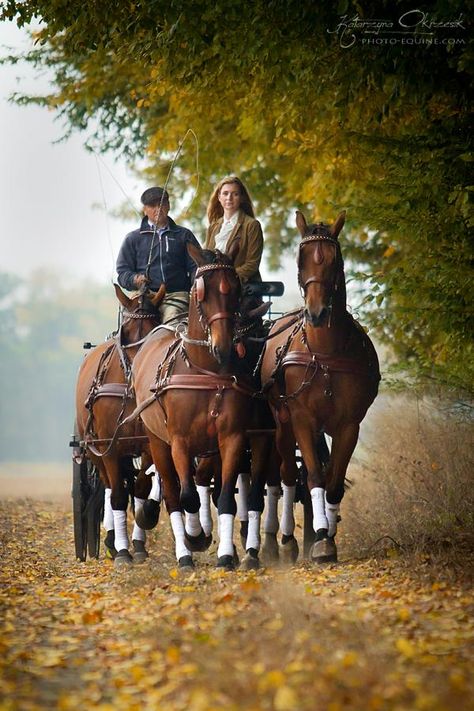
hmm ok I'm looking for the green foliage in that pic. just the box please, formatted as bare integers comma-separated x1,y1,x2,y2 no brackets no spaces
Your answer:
2,0,473,392
0,271,117,461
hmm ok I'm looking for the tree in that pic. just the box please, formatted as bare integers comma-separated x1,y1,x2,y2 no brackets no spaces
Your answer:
2,0,473,392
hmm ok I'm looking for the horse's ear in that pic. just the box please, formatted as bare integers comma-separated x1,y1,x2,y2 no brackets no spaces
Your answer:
147,283,166,307
227,240,240,264
296,210,307,237
331,211,346,239
114,283,133,309
187,240,206,266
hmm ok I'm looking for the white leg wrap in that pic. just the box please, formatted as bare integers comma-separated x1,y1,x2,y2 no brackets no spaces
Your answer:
149,473,161,502
132,497,146,542
280,484,296,536
112,509,129,552
264,485,280,534
311,487,329,532
103,488,114,531
236,473,250,521
325,493,340,538
217,513,235,558
246,510,261,551
197,485,213,536
185,511,202,537
169,511,191,560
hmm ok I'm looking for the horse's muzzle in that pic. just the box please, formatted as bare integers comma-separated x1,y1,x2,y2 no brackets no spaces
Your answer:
304,306,328,327
211,343,232,365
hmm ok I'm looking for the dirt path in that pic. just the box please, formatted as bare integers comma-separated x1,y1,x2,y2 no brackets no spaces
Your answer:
0,499,472,711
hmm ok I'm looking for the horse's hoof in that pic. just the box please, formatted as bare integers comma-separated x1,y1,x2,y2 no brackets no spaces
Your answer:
216,555,235,571
132,539,149,564
104,531,117,560
135,499,160,530
261,533,279,564
178,555,195,571
310,537,337,563
279,535,299,564
114,549,133,567
240,548,260,571
184,529,213,552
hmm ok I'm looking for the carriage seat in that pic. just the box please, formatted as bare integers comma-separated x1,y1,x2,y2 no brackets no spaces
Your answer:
243,281,285,297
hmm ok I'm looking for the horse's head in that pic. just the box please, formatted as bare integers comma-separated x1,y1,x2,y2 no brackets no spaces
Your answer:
114,283,165,345
296,210,345,327
187,241,241,365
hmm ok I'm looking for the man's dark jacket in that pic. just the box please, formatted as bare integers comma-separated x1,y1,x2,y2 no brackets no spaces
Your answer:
116,216,200,292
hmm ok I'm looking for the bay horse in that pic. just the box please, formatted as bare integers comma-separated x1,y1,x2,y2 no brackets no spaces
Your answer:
261,210,380,562
75,283,165,566
132,243,256,570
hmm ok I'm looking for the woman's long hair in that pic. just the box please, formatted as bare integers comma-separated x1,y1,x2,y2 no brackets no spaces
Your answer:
207,176,255,224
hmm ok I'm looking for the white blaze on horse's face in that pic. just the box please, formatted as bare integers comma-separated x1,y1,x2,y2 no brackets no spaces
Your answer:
300,238,338,327
195,265,240,365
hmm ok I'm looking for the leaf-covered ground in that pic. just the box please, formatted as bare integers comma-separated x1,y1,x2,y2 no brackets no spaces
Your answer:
0,499,473,711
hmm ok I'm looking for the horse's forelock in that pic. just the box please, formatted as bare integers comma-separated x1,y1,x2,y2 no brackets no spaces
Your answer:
306,222,331,238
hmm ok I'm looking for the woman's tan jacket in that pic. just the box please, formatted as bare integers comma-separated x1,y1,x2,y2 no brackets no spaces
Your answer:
205,211,263,283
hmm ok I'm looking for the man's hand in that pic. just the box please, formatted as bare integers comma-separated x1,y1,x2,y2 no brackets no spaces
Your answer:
134,274,149,288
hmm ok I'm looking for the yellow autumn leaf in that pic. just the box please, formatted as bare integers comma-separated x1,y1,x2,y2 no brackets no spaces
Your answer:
274,685,299,711
398,607,411,621
258,669,286,692
395,637,417,659
383,245,396,258
166,646,180,664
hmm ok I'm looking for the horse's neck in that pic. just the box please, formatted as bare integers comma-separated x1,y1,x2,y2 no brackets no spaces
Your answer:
306,291,348,356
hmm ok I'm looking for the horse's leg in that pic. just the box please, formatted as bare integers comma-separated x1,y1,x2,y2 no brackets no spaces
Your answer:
132,466,153,563
170,437,210,553
106,456,132,567
310,423,359,563
148,434,194,569
235,447,251,548
215,432,246,570
296,424,331,561
195,456,216,545
275,421,300,564
261,445,281,564
237,473,250,548
241,434,270,570
103,486,116,559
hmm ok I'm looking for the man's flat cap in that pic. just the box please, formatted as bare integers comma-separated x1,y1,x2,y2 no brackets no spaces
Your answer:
141,187,170,205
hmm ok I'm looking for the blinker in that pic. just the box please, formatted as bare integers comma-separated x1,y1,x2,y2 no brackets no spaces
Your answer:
196,276,205,302
235,341,246,358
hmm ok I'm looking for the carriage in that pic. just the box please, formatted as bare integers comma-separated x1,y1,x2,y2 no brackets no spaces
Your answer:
70,212,379,568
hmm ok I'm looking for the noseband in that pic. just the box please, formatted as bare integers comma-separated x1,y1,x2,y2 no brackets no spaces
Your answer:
193,263,239,328
297,226,340,293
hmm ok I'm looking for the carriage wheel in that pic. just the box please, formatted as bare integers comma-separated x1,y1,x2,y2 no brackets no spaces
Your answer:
72,458,104,561
72,458,88,561
85,464,104,559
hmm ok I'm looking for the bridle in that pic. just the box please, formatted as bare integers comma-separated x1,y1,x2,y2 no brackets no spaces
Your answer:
193,262,240,332
297,225,340,294
119,295,161,351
